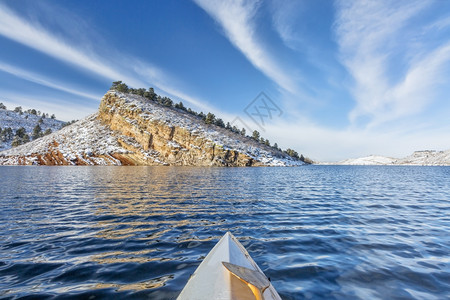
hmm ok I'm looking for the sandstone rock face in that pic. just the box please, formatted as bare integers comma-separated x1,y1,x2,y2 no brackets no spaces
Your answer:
0,91,302,166
97,92,258,166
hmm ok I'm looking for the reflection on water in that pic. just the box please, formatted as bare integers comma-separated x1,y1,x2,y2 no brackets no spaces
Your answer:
0,166,449,299
95,274,174,291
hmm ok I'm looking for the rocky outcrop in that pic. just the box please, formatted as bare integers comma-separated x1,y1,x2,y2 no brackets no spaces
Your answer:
0,91,302,166
97,92,260,166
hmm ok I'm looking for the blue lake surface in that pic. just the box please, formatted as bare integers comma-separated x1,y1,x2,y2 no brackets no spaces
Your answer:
0,166,449,299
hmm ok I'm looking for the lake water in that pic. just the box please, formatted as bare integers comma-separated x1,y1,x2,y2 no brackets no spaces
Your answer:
0,166,449,299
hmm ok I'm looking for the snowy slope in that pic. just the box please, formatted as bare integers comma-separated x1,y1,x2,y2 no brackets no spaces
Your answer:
337,155,397,165
0,108,64,151
1,114,122,156
395,150,450,165
0,114,139,166
331,150,450,166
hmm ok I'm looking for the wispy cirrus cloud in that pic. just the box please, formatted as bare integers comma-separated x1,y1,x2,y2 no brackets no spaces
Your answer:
0,62,101,101
0,3,135,85
192,0,298,94
0,3,214,112
132,63,233,118
269,0,305,51
335,0,450,128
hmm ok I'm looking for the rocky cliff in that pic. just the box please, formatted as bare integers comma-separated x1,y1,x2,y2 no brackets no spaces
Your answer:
0,91,303,166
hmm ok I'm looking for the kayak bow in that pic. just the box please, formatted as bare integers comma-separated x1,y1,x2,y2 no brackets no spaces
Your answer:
178,232,281,300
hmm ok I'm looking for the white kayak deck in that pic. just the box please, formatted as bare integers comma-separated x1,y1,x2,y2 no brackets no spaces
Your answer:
178,232,281,300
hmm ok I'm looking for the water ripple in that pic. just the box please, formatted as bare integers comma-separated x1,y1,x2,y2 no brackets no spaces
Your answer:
0,166,449,299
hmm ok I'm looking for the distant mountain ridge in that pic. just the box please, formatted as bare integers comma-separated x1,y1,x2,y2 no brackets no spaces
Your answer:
0,91,304,166
332,150,450,166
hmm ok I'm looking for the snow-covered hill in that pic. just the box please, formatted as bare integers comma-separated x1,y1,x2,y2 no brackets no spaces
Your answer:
0,114,133,165
0,91,304,166
0,108,64,151
395,150,450,165
337,155,396,165
332,150,450,166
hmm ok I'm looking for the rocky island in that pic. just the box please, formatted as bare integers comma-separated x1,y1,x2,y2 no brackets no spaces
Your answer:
0,85,304,167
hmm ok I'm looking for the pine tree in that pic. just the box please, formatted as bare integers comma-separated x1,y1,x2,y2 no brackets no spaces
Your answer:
205,112,216,124
0,103,6,110
215,118,225,127
44,129,52,136
136,88,146,96
51,114,56,119
161,97,173,107
111,81,129,93
252,130,260,141
241,128,246,136
15,127,26,138
175,101,186,110
2,127,12,141
144,87,156,101
286,148,300,159
32,124,42,140
226,122,231,130
22,134,30,143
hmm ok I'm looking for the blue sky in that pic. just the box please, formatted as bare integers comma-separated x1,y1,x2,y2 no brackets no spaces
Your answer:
1,0,449,161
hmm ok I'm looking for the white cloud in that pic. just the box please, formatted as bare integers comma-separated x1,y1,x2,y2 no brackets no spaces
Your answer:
0,4,133,85
335,0,450,128
270,0,305,51
0,3,217,115
0,62,101,101
424,15,450,32
193,0,297,94
131,63,221,115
